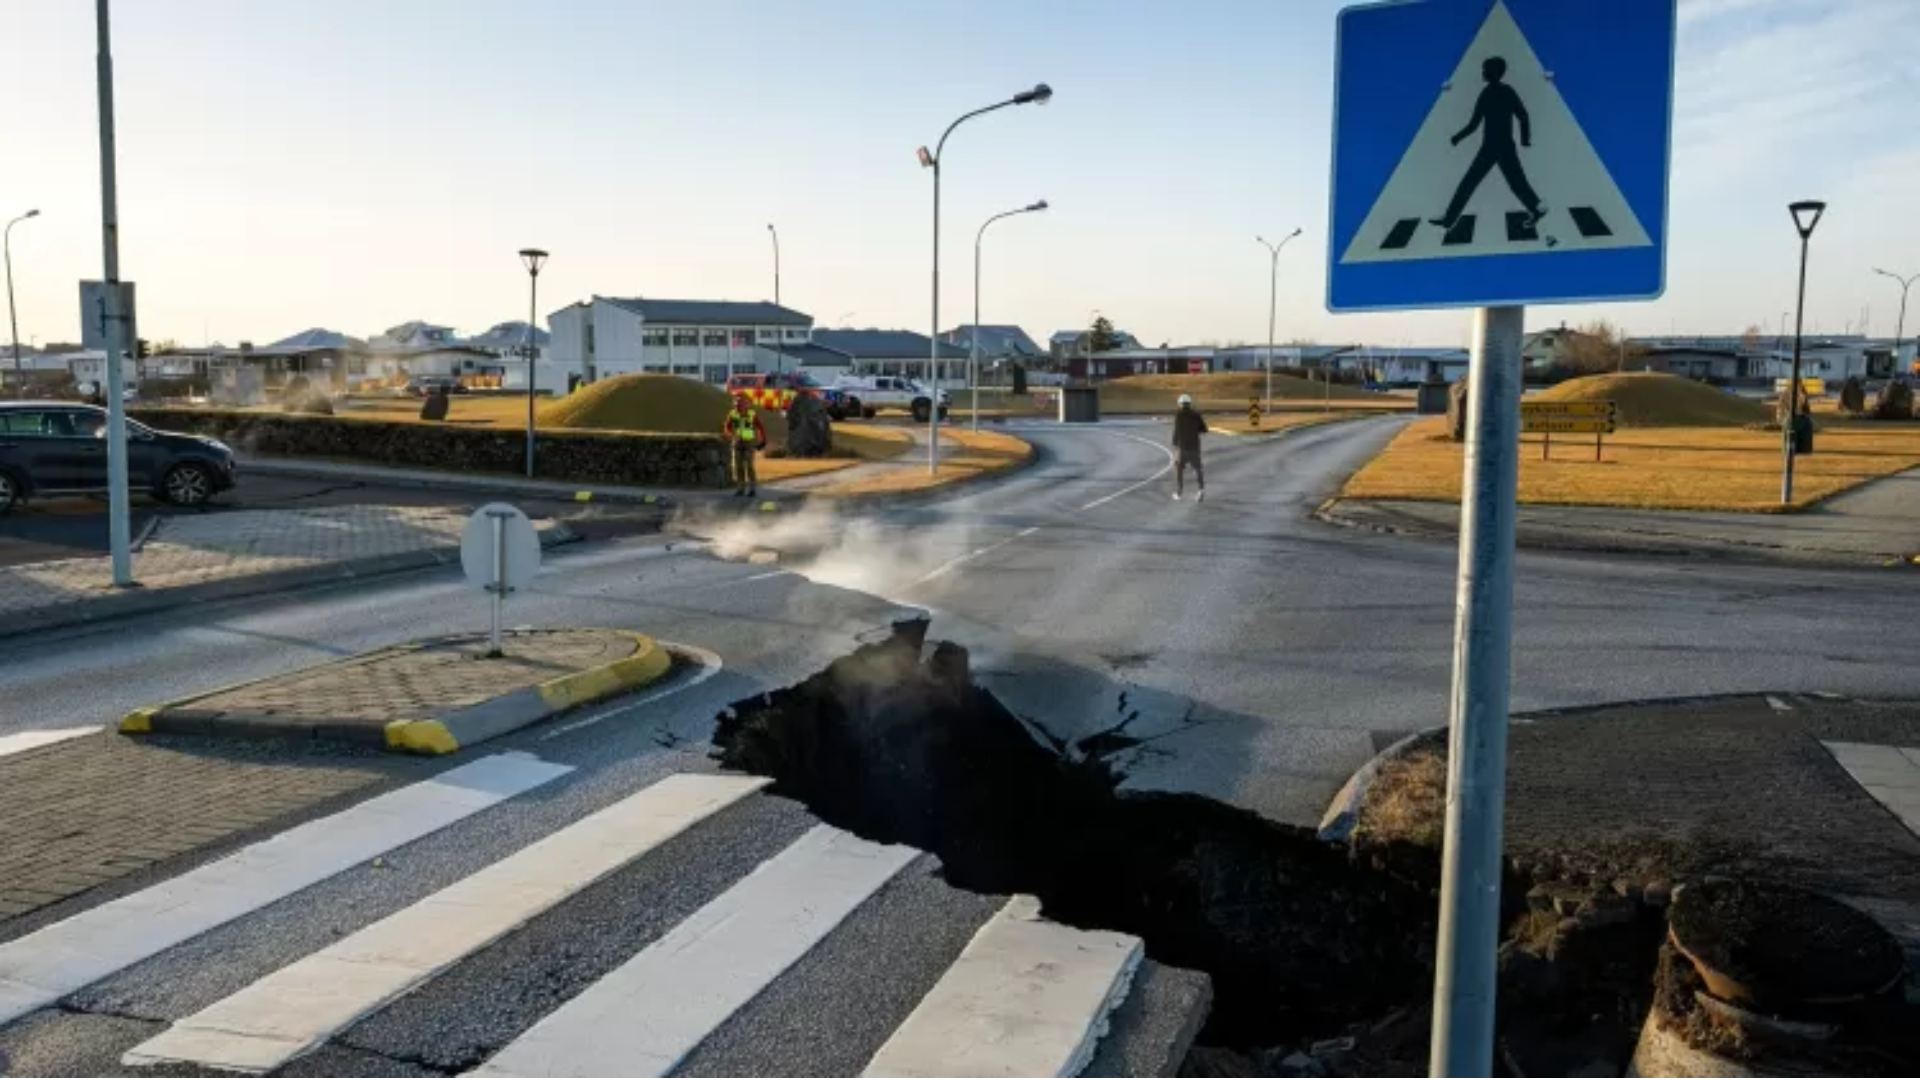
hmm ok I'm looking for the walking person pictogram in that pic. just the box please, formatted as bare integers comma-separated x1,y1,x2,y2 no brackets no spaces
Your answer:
1431,56,1547,232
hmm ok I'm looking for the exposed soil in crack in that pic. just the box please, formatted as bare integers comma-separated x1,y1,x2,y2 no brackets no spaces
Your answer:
712,620,1917,1075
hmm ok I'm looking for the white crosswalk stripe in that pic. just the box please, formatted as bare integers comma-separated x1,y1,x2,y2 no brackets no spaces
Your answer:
0,765,1207,1077
469,823,918,1077
863,894,1144,1078
122,773,768,1074
0,752,570,1028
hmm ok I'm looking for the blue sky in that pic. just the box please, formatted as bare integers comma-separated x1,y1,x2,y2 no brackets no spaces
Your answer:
1,0,1915,349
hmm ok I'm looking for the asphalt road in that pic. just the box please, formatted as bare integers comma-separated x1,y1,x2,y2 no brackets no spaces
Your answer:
0,473,663,568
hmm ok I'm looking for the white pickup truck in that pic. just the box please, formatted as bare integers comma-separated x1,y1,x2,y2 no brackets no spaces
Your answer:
831,376,951,422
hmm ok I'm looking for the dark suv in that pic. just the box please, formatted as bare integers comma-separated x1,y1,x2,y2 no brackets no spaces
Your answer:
0,403,236,513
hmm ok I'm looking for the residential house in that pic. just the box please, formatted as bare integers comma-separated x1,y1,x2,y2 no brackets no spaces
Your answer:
1049,327,1141,360
941,325,1043,361
788,329,968,381
1066,347,1213,382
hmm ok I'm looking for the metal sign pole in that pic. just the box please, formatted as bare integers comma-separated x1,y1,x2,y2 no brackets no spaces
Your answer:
489,509,508,657
1430,304,1524,1079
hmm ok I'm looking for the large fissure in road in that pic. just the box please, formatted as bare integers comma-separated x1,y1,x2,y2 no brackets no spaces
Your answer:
712,616,1444,1055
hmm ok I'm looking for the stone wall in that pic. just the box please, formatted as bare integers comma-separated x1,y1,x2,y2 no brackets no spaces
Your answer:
131,408,732,488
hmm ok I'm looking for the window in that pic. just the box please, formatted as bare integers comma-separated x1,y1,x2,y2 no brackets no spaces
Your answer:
703,329,727,348
642,329,668,348
672,327,698,347
757,328,778,342
705,367,728,384
731,362,757,375
783,327,807,342
672,364,699,375
731,329,754,348
585,324,596,355
0,410,48,435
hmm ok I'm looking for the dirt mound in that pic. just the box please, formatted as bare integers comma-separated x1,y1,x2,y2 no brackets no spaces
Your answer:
541,374,744,434
1107,372,1376,404
1537,373,1771,428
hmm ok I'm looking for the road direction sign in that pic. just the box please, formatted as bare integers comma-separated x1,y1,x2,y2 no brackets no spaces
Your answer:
1521,399,1616,432
1328,0,1676,311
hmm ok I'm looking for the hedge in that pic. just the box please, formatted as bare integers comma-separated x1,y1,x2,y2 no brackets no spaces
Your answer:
130,407,732,488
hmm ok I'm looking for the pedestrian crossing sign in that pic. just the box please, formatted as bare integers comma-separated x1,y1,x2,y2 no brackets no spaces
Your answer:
1327,0,1675,312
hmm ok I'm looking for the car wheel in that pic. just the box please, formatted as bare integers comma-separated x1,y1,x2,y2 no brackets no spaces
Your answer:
0,470,20,514
911,401,931,423
842,397,862,418
163,463,215,506
863,407,878,420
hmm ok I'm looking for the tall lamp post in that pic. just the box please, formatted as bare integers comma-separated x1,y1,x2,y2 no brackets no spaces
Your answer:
1256,229,1302,414
1873,266,1917,375
767,224,782,373
972,199,1048,431
917,82,1052,475
4,208,38,380
518,248,548,478
1781,200,1824,506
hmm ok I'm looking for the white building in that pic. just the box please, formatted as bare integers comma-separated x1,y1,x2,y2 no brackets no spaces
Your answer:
546,297,812,386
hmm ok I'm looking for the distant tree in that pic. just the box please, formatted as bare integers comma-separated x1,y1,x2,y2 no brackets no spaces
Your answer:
1088,316,1122,354
1556,320,1647,376
151,337,182,354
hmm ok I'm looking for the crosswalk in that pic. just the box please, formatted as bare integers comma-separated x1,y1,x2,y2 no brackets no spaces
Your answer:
1373,205,1618,252
0,753,1208,1077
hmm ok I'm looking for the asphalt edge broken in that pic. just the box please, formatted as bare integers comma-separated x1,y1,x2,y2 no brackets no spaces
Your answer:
122,629,673,755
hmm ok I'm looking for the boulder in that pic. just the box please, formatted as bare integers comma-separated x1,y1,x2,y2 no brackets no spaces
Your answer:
1873,378,1914,421
418,389,450,422
1839,375,1867,415
785,394,834,458
1446,378,1470,442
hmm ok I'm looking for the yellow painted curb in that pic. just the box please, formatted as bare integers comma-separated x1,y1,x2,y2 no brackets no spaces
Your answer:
120,707,157,734
537,632,674,712
385,719,461,755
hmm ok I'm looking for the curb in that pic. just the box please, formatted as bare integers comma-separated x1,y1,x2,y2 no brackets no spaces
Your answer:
1312,497,1911,570
125,629,674,755
1316,728,1443,845
794,432,1041,510
237,456,688,507
3,526,578,642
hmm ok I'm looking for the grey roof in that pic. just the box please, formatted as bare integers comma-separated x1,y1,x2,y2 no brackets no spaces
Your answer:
766,344,855,367
602,297,811,327
944,325,1041,356
812,329,967,360
469,321,551,348
263,328,366,352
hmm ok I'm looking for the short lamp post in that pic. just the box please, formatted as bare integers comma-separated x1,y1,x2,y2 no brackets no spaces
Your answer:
918,81,1052,474
1256,228,1302,414
1872,266,1917,376
1781,201,1823,505
519,247,548,478
972,199,1048,431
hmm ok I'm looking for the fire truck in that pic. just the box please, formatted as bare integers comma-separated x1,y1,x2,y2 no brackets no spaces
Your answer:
724,372,853,421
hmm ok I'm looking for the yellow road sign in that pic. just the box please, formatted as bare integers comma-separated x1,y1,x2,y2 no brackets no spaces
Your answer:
1521,400,1616,419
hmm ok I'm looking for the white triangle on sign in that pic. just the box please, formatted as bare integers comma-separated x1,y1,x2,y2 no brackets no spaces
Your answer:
1340,0,1651,265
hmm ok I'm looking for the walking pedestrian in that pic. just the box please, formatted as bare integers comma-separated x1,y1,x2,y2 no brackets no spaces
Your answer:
723,392,767,497
1432,56,1547,232
1172,393,1208,502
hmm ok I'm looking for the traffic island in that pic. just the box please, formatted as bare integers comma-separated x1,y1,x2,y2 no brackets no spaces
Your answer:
121,628,672,754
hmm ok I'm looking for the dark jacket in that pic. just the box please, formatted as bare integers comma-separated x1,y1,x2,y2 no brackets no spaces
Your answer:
1172,407,1208,452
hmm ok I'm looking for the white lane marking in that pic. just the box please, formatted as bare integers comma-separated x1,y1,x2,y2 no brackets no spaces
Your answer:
0,725,99,760
538,643,724,741
0,752,572,1027
469,825,918,1078
738,569,790,583
1765,695,1793,713
904,526,1042,589
863,894,1143,1078
1078,431,1177,511
124,773,769,1074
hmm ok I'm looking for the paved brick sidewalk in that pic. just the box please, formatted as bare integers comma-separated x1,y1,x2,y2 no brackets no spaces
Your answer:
131,628,670,752
0,732,416,924
0,506,570,634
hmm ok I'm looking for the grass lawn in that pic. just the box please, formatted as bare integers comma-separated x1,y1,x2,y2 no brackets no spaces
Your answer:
1343,416,1920,512
810,428,1033,498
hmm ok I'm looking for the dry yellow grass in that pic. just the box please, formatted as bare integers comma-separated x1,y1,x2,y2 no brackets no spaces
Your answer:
1210,413,1363,436
1344,416,1920,511
1534,372,1772,427
810,428,1033,498
755,424,912,482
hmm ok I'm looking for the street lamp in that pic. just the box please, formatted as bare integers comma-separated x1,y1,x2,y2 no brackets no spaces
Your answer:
1781,200,1824,505
767,224,782,373
4,209,39,378
918,81,1052,474
972,199,1048,431
518,247,548,478
1256,228,1302,414
1872,267,1917,376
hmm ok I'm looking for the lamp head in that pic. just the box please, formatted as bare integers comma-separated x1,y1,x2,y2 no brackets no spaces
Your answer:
1788,200,1826,240
1013,83,1053,106
519,248,549,275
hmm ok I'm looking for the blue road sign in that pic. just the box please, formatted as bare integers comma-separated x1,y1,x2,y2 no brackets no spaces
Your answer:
1327,0,1676,312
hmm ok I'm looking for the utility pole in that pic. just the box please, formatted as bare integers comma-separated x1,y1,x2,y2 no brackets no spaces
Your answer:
1256,229,1302,414
1873,267,1916,374
96,0,133,587
5,210,40,381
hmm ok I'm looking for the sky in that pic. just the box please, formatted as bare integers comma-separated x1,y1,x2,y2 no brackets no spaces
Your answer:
1,0,1916,352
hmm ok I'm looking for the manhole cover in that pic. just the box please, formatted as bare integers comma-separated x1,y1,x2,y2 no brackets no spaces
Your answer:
1668,879,1906,1009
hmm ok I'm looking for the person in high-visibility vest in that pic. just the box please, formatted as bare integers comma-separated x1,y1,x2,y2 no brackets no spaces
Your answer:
723,393,768,497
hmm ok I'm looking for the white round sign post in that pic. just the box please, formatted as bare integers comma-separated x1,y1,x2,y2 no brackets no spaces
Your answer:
461,503,541,656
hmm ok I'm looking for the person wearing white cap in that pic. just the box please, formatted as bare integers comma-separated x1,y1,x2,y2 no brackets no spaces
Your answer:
1171,393,1208,501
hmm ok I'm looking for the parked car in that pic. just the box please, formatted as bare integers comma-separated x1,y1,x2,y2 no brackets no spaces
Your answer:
724,372,852,420
0,402,237,514
403,376,468,397
831,375,950,422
